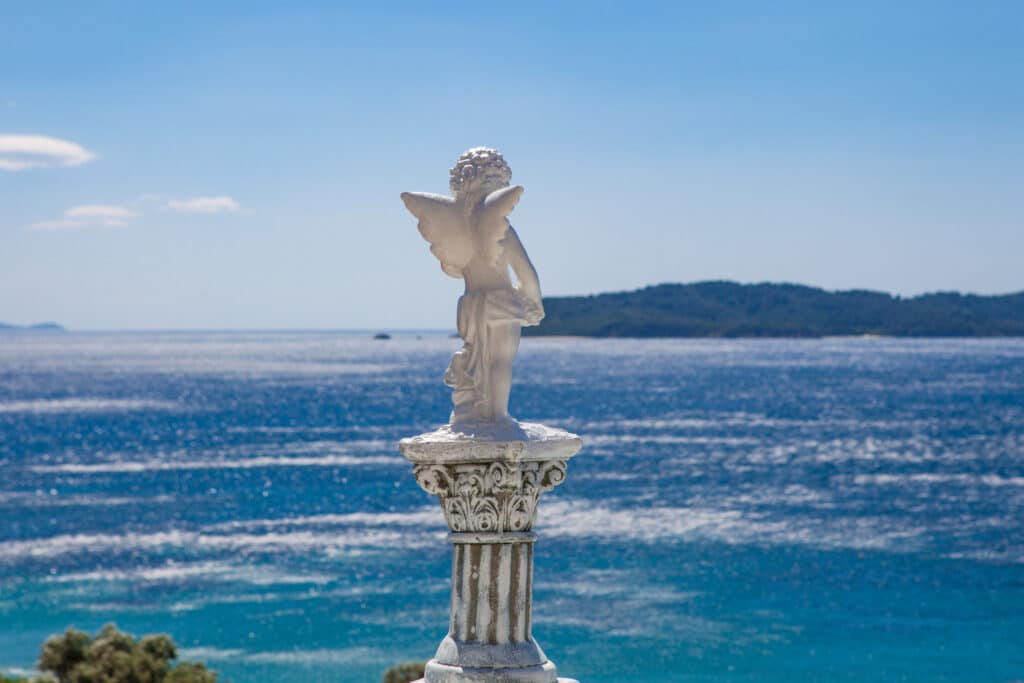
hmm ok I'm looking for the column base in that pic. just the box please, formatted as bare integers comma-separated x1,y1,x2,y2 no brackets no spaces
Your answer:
422,659,561,683
413,679,575,683
401,421,583,683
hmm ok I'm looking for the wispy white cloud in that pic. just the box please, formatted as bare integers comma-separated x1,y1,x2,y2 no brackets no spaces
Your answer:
29,204,137,231
0,134,95,171
65,205,135,221
168,196,240,213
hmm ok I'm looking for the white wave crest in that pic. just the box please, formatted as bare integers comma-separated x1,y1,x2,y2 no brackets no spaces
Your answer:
0,398,179,414
0,492,176,507
0,526,438,562
245,647,384,664
177,647,246,660
536,499,923,552
852,473,1024,487
30,453,400,473
179,646,386,665
46,560,334,586
204,508,441,532
585,434,759,447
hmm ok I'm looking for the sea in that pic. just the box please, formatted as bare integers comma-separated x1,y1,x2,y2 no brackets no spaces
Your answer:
1,332,1022,683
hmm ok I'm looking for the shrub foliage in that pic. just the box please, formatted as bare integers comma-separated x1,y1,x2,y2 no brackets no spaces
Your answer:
381,661,426,683
26,624,216,683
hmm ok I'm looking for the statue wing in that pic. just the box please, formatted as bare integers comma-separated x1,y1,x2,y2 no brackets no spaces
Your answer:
482,185,524,217
400,192,473,278
476,185,524,266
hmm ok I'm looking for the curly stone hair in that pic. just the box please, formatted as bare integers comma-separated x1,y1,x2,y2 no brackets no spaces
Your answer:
449,147,512,197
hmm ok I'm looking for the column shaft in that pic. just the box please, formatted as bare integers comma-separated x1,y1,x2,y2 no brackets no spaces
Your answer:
450,538,533,645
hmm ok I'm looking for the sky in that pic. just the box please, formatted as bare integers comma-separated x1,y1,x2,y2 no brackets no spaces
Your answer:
2,1,1022,330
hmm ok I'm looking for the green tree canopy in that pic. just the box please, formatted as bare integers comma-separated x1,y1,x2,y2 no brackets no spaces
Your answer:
32,624,215,683
381,661,426,683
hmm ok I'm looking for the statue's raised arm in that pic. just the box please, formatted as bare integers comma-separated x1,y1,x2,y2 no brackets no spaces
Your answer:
400,148,542,432
503,225,544,325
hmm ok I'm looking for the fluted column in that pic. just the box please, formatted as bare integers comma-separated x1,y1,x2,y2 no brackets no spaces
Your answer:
449,536,533,646
401,422,582,683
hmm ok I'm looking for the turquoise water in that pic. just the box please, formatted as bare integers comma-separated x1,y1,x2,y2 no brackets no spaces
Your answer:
1,333,1022,682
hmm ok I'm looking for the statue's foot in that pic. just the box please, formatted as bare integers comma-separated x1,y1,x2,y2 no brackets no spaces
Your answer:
447,415,528,441
400,421,581,466
422,659,558,683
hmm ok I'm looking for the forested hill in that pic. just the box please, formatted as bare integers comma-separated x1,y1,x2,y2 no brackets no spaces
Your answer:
523,281,1024,338
0,322,64,332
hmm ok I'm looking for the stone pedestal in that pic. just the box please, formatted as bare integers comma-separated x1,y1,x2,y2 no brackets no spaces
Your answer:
400,421,582,683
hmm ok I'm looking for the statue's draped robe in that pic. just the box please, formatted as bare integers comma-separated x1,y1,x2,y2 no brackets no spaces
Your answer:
400,186,531,425
447,289,529,423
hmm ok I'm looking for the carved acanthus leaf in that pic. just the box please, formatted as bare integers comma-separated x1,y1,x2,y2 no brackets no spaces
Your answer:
412,459,569,533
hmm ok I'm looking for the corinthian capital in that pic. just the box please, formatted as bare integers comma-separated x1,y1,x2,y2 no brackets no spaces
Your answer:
413,459,568,533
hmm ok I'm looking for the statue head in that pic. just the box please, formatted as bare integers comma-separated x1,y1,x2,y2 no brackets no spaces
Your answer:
449,147,512,201
403,147,523,279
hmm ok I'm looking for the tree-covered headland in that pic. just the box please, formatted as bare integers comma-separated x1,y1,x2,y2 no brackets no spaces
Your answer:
524,281,1024,337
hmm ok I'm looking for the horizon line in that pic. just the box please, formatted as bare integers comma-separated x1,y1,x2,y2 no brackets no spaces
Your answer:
3,279,1022,331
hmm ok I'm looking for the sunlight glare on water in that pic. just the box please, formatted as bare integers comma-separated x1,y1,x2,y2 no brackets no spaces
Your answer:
1,333,1022,682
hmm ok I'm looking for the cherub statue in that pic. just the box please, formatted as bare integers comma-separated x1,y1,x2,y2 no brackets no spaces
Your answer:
401,148,544,429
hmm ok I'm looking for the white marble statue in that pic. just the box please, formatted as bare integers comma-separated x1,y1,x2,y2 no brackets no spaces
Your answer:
401,148,544,428
399,148,582,683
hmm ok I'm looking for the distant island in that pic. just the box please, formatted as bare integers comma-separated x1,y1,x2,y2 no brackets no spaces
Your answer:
0,322,65,332
523,281,1024,338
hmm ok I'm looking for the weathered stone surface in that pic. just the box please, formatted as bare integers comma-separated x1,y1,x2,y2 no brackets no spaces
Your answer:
412,460,564,533
402,423,579,534
401,148,544,428
400,148,582,683
401,426,581,683
401,422,582,464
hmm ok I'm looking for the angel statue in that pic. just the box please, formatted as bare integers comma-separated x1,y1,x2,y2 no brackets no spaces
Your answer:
401,147,544,430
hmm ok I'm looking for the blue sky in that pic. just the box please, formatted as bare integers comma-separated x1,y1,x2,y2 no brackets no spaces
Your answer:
2,1,1022,329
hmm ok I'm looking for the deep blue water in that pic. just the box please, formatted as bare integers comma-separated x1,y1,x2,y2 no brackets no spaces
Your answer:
1,333,1022,682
